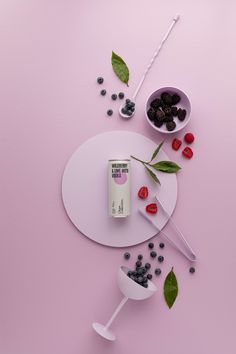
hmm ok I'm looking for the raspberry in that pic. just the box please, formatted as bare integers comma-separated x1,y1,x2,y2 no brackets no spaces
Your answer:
184,133,194,144
146,203,158,214
182,147,193,159
172,138,182,150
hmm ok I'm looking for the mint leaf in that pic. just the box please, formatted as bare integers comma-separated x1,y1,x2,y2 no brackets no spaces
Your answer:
145,166,160,184
151,161,181,173
164,267,178,309
149,141,164,162
111,51,129,86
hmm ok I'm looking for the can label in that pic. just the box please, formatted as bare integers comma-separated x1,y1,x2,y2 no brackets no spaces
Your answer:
108,160,131,217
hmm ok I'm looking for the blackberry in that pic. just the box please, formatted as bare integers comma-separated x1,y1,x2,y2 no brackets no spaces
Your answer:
172,93,181,105
166,121,176,131
150,251,157,258
189,267,195,274
148,242,154,249
124,252,130,260
147,273,152,280
118,92,125,99
97,77,104,84
107,109,113,116
161,92,172,105
145,262,151,270
100,89,106,96
156,109,165,120
177,108,187,121
171,106,178,116
158,256,164,263
159,242,165,249
111,94,117,100
155,268,162,276
163,107,172,116
163,115,174,123
154,119,163,128
150,98,162,109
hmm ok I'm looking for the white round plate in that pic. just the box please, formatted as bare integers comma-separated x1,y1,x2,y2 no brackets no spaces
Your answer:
62,131,177,247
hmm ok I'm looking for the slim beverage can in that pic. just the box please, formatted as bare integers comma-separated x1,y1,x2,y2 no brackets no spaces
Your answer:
108,159,131,217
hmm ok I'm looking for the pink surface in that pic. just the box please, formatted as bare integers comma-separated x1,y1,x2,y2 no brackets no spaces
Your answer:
62,131,177,247
0,1,235,353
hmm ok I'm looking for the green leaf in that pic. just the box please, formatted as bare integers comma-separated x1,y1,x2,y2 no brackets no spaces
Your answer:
111,51,129,86
164,267,178,309
149,141,164,162
145,165,160,184
150,161,181,173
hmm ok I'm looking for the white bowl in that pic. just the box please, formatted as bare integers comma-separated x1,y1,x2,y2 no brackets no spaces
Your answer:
145,87,191,134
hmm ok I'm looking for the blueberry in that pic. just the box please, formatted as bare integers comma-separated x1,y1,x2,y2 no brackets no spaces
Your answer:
155,268,162,276
111,94,117,100
127,270,132,277
147,273,152,280
143,276,148,283
126,99,131,104
177,108,186,121
166,121,176,131
124,252,130,260
107,109,113,116
129,102,135,107
136,260,142,268
137,276,143,283
100,89,106,96
159,242,165,249
118,92,125,99
172,94,181,105
171,106,178,116
150,251,157,258
145,262,151,270
121,107,128,114
148,242,154,249
127,110,133,116
140,267,147,274
130,275,136,281
150,98,162,109
97,77,104,84
158,256,164,263
130,107,135,112
137,268,143,275
143,283,148,288
189,267,195,274
147,107,156,121
138,254,143,260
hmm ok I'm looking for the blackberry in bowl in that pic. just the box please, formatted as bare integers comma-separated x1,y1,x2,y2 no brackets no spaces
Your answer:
145,87,191,134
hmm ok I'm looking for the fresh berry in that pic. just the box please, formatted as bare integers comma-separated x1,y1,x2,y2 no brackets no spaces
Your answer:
137,276,143,283
138,186,148,199
184,133,195,144
111,94,117,100
138,254,143,260
126,110,133,116
143,283,148,288
163,107,172,116
155,268,162,276
143,276,148,283
97,77,104,84
136,260,142,268
161,93,172,106
107,109,113,116
145,262,151,270
177,108,186,121
158,256,164,263
166,121,176,131
150,251,157,258
137,268,143,275
147,107,156,121
171,106,178,116
150,98,162,109
147,273,152,280
154,119,164,128
159,242,165,249
189,267,195,274
100,89,106,96
148,242,154,249
156,109,165,120
172,138,182,151
121,107,128,115
163,115,174,123
118,92,125,99
182,147,193,159
172,94,181,105
146,203,158,214
141,267,147,274
126,99,131,104
124,252,130,260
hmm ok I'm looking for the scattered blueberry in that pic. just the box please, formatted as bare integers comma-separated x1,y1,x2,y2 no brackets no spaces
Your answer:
155,268,162,276
145,263,151,270
124,252,130,260
100,89,106,96
189,267,195,274
147,273,152,280
159,242,165,249
136,260,142,268
148,242,154,249
150,251,157,258
118,92,125,99
138,254,143,260
158,256,164,263
97,77,104,84
107,109,113,116
111,94,117,100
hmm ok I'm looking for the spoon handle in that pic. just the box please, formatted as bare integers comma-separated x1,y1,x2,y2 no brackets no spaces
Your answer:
132,14,180,100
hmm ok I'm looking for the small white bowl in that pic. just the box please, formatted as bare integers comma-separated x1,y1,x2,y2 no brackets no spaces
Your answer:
145,87,191,134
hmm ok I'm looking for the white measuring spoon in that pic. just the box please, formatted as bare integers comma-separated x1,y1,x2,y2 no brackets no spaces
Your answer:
119,14,180,119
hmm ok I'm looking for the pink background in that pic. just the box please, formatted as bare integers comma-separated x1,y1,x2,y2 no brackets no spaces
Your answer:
0,1,235,353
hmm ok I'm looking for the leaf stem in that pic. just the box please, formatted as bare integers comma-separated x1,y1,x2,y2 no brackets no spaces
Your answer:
130,155,146,164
